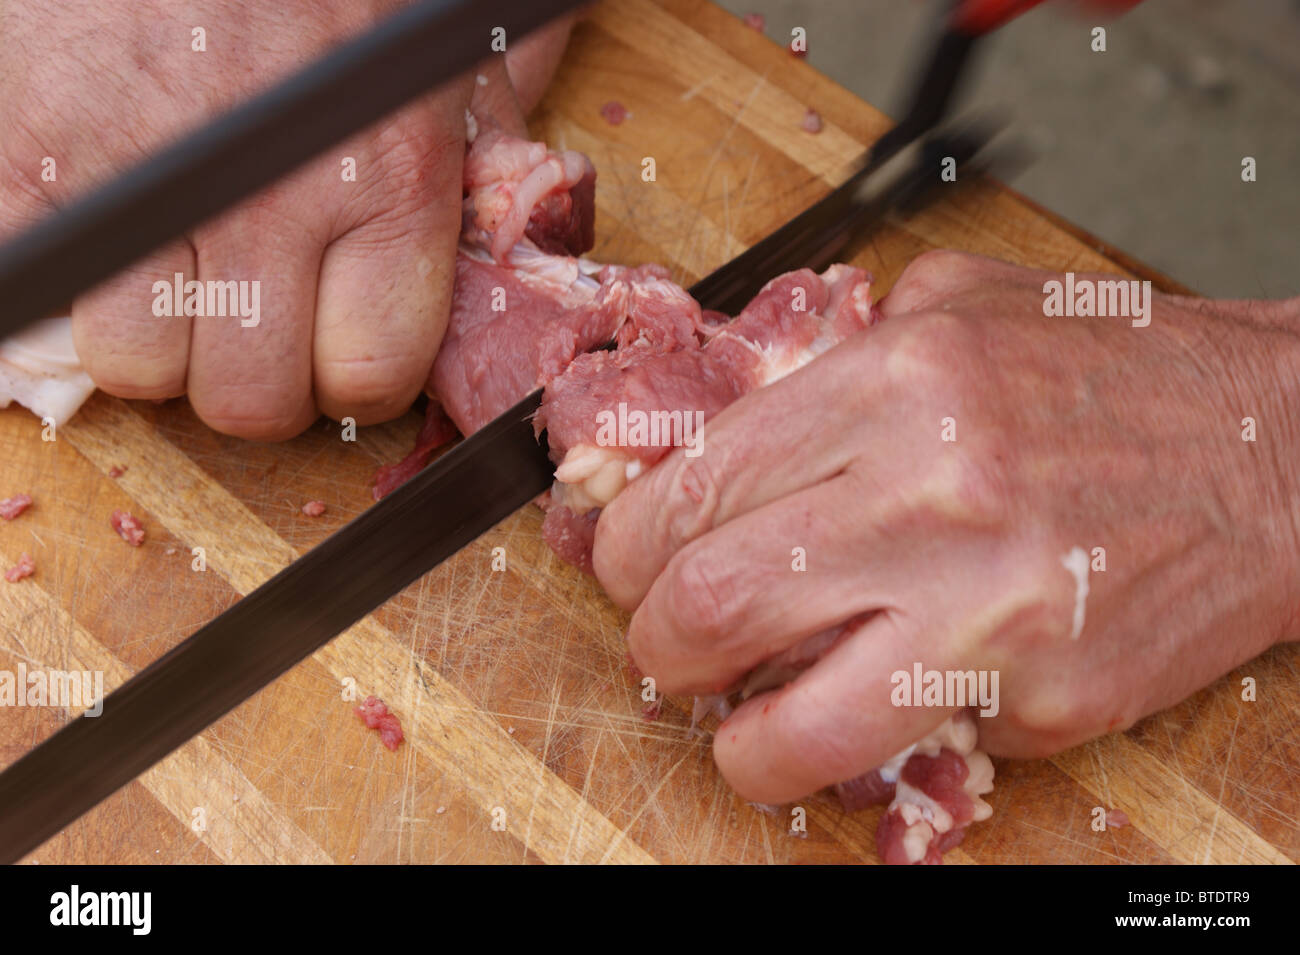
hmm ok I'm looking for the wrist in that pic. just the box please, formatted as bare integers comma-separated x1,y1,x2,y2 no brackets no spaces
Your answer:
1234,299,1300,642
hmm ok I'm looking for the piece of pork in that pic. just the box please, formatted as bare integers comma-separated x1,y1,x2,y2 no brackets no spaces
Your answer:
462,124,596,262
0,317,95,426
536,264,877,562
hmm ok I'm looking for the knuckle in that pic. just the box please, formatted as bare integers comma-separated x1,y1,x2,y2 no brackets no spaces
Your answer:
912,441,1011,532
887,249,978,311
661,452,726,550
662,549,744,647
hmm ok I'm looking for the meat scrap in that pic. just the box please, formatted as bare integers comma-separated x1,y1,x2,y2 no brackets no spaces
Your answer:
743,12,765,32
354,695,404,751
109,509,145,546
301,500,327,517
1,493,33,520
801,107,823,134
1106,808,1131,829
599,100,628,126
108,465,127,479
371,401,459,500
4,552,35,583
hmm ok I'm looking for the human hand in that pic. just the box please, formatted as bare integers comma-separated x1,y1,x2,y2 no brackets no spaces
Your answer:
0,1,569,439
593,250,1300,803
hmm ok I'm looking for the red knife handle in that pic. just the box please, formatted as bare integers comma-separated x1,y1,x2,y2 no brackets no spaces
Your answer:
953,0,1141,36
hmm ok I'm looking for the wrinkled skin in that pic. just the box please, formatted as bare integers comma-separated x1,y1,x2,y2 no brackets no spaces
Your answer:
594,250,1300,805
0,0,571,439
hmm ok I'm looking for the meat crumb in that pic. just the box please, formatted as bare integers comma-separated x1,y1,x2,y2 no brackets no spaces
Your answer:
354,695,404,751
108,465,127,479
599,100,628,126
743,12,765,32
641,698,663,721
0,494,33,520
301,500,327,517
110,509,145,546
4,552,35,583
1106,808,1131,829
801,108,823,134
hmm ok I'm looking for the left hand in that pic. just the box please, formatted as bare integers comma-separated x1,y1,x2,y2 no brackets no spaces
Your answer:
592,250,1300,804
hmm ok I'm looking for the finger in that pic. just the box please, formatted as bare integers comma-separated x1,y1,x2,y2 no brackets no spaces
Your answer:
71,239,196,398
626,473,898,695
314,113,464,424
878,249,1043,318
505,12,578,114
187,209,322,440
593,336,885,609
469,57,529,136
713,613,956,804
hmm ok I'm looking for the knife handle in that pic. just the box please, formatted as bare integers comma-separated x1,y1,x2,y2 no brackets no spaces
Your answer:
952,0,1141,35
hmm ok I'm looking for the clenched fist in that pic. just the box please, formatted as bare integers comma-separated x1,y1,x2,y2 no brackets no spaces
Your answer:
0,0,572,439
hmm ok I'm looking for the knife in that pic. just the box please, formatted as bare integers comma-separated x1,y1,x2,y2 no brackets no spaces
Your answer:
0,4,1001,862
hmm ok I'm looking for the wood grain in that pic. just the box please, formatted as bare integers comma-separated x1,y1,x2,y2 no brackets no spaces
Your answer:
0,0,1295,865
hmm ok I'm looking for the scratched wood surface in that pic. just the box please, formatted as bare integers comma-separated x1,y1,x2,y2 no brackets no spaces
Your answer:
1,0,1296,865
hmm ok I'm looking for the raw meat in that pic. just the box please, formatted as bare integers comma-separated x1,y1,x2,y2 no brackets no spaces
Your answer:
108,466,127,479
599,101,628,126
402,124,992,863
354,695,404,751
0,493,33,520
301,500,327,517
370,400,459,499
801,108,823,134
4,552,35,583
109,509,145,546
536,263,875,559
461,123,595,261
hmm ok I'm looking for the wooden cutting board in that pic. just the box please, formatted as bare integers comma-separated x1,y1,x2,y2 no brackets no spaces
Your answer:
1,0,1296,865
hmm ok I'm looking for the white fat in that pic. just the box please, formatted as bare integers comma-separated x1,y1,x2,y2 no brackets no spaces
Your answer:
554,443,637,510
895,779,954,835
876,745,917,785
0,316,96,425
1060,546,1090,639
625,459,643,481
464,110,478,143
554,443,608,483
963,750,996,822
900,819,935,864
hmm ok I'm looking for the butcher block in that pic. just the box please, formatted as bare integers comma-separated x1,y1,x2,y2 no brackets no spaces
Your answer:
1,0,1296,865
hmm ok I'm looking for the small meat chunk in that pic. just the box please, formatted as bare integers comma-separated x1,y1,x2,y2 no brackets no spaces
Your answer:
4,552,35,582
0,494,33,520
354,695,404,751
110,509,145,546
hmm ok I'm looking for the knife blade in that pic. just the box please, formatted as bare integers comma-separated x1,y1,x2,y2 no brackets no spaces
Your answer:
0,120,995,863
